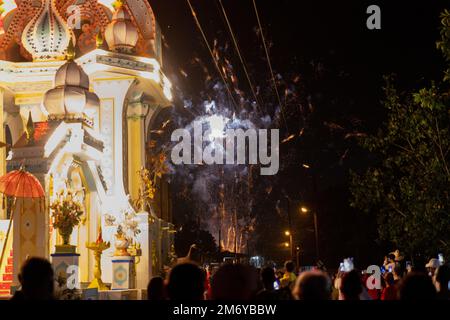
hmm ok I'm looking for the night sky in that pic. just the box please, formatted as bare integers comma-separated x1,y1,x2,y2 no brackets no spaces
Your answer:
149,0,448,267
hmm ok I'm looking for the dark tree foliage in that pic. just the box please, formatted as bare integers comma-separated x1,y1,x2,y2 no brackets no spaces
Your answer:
351,10,450,258
174,220,218,261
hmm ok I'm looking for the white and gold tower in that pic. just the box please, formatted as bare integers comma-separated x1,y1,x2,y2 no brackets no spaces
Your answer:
0,0,173,297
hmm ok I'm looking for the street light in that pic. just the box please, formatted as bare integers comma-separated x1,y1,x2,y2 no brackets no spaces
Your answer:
300,206,309,214
284,230,293,260
282,195,296,262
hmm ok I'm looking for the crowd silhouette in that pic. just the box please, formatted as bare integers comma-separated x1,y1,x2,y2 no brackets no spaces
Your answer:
6,255,450,301
10,257,55,301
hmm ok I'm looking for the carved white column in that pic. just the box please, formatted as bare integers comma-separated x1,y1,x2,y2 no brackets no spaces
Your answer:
126,98,148,202
92,78,136,284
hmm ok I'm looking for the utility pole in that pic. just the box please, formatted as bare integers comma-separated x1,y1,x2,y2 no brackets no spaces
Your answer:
296,246,301,270
312,169,320,262
286,196,295,262
302,163,320,262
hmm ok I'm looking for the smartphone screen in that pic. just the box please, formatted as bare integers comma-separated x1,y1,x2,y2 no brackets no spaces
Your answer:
273,281,280,290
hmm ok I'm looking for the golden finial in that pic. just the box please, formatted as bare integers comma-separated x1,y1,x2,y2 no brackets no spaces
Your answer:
66,38,76,60
96,30,104,48
113,0,124,9
25,111,34,144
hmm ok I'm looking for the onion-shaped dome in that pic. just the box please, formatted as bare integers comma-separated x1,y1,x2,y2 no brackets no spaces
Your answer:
21,0,73,61
43,59,100,118
105,2,139,54
54,60,90,90
44,87,100,117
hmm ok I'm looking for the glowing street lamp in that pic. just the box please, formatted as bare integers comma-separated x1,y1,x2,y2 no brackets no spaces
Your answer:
284,230,293,259
300,206,309,214
282,195,296,262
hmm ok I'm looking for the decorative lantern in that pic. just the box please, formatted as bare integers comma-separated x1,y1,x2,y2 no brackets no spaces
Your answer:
43,43,100,120
105,1,139,54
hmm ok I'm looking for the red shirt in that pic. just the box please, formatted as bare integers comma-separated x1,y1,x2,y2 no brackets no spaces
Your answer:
381,286,397,300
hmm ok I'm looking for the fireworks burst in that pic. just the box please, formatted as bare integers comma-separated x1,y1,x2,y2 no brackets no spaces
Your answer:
154,8,364,255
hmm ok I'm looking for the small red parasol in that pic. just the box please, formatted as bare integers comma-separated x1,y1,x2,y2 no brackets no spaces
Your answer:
0,169,45,198
0,168,45,279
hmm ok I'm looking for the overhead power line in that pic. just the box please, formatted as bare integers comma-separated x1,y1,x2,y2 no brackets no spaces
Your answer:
186,0,239,112
252,0,289,131
217,0,262,113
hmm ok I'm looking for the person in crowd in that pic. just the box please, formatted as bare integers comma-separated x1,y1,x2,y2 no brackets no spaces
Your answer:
255,267,279,300
381,272,397,300
383,254,396,273
339,270,363,300
433,265,450,300
392,250,404,263
392,263,404,285
11,257,55,301
147,276,166,300
332,271,343,300
203,265,211,299
362,272,381,300
425,258,440,277
166,263,205,300
292,270,332,300
255,268,264,292
280,261,297,290
398,272,436,300
210,264,259,300
275,269,284,287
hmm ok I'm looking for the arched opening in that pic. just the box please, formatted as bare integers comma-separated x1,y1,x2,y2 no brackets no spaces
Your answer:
5,125,12,158
146,107,174,222
3,125,13,219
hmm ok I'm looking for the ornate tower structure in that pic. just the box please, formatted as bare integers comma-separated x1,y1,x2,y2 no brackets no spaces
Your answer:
0,0,173,294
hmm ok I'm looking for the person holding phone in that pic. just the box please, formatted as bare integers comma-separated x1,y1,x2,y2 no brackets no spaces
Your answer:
425,258,440,277
383,254,396,274
434,265,450,300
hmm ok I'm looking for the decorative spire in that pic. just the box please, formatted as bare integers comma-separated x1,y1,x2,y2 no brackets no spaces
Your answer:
25,111,35,144
66,38,75,60
113,0,124,10
21,0,73,61
96,31,104,48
